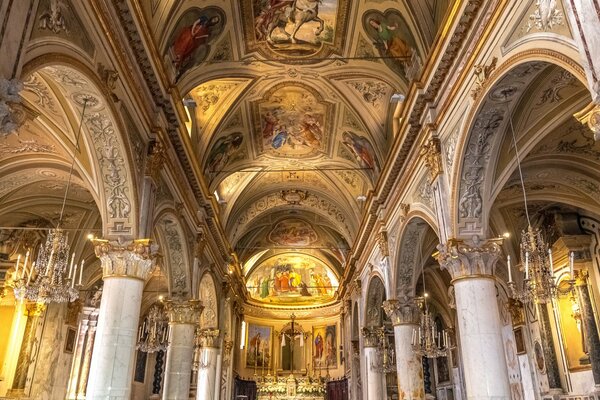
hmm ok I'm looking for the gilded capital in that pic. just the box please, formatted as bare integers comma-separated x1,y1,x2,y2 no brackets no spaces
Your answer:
361,326,381,348
198,328,221,348
382,298,420,325
92,238,155,280
164,299,203,325
420,137,443,182
377,231,390,258
436,238,503,280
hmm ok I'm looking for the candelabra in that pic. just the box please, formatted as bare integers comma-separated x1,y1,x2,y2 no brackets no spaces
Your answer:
137,303,169,353
370,327,396,373
412,296,452,359
11,234,82,304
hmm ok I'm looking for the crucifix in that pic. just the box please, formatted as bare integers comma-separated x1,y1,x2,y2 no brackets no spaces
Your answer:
281,313,304,374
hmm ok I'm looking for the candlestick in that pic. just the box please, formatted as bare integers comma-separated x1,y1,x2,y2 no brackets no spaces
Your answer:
45,248,55,276
525,251,529,280
23,250,30,272
548,249,553,271
78,259,84,285
507,255,512,283
14,254,21,278
569,251,574,278
68,252,75,279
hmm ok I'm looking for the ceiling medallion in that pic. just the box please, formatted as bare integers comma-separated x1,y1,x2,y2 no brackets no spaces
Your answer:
280,189,308,205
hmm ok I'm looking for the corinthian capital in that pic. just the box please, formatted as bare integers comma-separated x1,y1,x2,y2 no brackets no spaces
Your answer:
164,299,203,324
198,328,221,348
361,326,381,348
382,298,420,325
436,238,503,280
92,238,155,280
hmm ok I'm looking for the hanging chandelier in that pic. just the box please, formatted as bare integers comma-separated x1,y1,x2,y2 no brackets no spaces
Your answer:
504,109,573,304
11,99,90,304
412,295,452,358
137,302,169,353
370,326,396,373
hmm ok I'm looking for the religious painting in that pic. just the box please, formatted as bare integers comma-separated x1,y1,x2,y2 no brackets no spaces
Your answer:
164,7,225,80
246,324,272,368
246,254,338,306
313,324,337,368
253,83,331,158
362,10,421,82
268,219,318,246
64,326,77,353
514,327,526,354
240,0,350,59
205,132,244,177
341,131,380,180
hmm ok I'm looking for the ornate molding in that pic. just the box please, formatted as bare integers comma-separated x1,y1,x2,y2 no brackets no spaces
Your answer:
420,137,443,182
382,298,420,326
470,57,497,100
0,78,25,138
574,103,600,140
25,301,46,316
377,231,389,258
198,328,221,348
361,326,381,348
399,203,411,223
92,238,155,280
145,140,166,182
436,238,503,280
164,299,203,325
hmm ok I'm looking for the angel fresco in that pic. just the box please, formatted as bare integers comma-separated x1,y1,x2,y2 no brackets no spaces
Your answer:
166,8,224,79
341,131,379,179
206,133,244,176
363,10,421,82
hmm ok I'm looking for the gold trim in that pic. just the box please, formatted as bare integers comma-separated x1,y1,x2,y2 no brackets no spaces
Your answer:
450,274,496,284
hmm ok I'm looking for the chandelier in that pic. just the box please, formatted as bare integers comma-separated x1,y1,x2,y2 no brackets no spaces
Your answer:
412,295,452,358
504,110,573,304
370,326,396,373
137,302,169,353
10,98,91,304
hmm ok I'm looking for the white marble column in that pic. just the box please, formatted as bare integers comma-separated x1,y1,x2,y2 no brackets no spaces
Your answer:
383,299,424,400
162,299,203,400
86,239,154,400
196,329,220,400
362,327,384,400
438,239,511,400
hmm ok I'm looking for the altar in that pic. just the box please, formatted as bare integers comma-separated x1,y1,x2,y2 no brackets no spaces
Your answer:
255,374,326,400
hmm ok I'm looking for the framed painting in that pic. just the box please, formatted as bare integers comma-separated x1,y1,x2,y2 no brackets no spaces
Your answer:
514,327,526,354
313,324,337,369
64,326,77,353
246,323,272,368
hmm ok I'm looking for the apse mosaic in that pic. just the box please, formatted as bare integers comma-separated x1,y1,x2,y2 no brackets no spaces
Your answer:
362,10,421,82
253,84,331,158
246,254,338,306
241,0,350,59
164,7,225,79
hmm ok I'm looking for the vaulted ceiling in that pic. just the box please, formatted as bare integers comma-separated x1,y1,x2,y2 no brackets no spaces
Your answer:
134,0,453,307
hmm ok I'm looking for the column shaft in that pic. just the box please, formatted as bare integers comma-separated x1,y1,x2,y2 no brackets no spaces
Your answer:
77,322,97,397
577,272,600,384
394,324,424,400
196,347,219,400
162,323,196,399
454,277,511,399
66,319,89,399
363,347,384,400
86,276,144,399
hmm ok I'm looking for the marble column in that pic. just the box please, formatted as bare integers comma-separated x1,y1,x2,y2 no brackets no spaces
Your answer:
77,318,97,397
196,329,220,400
67,309,92,399
362,327,384,400
162,299,203,400
383,299,425,400
86,239,154,400
576,270,600,384
437,238,511,400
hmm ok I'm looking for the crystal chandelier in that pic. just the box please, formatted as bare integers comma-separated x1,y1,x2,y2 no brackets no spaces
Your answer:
504,110,573,304
370,326,396,373
412,295,452,358
137,302,169,353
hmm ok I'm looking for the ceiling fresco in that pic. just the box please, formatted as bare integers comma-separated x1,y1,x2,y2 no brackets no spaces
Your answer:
139,0,454,310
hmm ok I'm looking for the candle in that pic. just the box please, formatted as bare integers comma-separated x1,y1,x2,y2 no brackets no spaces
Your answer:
507,255,512,283
23,250,30,272
45,248,55,276
68,253,75,279
78,260,84,285
27,262,35,285
525,251,529,280
569,251,574,278
14,254,21,278
548,249,553,270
